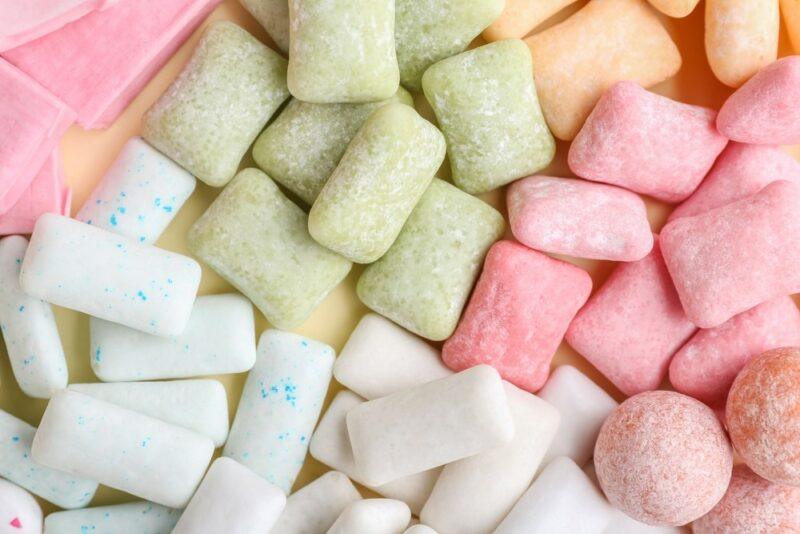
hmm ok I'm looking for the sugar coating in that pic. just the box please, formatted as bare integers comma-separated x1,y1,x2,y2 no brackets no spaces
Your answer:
0,0,116,51
595,391,733,526
0,236,67,399
494,456,614,534
239,0,289,52
395,0,503,90
716,56,800,144
443,240,591,392
357,179,504,341
309,390,441,515
253,88,413,206
44,501,180,534
0,478,41,534
669,297,800,407
693,465,800,534
507,175,653,261
309,104,444,263
224,330,334,493
3,0,222,129
726,347,800,486
68,379,230,447
670,143,800,221
538,365,618,469
420,383,560,534
422,40,554,195
0,58,75,215
271,471,361,534
483,0,580,41
660,180,800,328
327,499,410,534
21,214,200,337
188,169,351,329
0,410,97,509
569,82,727,203
90,293,256,381
347,366,514,486
287,0,398,103
646,0,699,17
143,21,289,187
76,137,196,245
566,238,696,396
173,458,285,534
705,0,779,88
32,390,215,508
334,313,450,400
525,0,681,140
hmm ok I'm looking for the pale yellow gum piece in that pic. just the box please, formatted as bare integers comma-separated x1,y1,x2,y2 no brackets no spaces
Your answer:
525,0,681,140
647,0,700,17
706,0,779,88
482,0,579,41
783,0,800,52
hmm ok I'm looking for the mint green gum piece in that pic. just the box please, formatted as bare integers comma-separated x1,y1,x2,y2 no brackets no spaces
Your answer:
252,87,413,206
421,39,556,195
188,169,352,330
308,104,445,264
239,0,290,53
142,22,289,187
396,0,504,91
287,0,399,103
357,179,505,341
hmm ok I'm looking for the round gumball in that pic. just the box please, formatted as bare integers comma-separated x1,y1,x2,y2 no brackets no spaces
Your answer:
726,347,800,486
693,465,800,533
0,479,42,533
594,390,733,526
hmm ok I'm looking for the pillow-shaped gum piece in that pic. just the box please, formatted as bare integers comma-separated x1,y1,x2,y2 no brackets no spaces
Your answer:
569,81,727,203
143,21,289,187
422,40,554,195
525,0,681,140
660,180,800,328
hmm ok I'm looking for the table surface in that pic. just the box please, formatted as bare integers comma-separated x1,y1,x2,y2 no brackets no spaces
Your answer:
1,0,797,514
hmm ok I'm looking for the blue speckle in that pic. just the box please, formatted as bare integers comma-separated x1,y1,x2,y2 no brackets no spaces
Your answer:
163,206,173,213
167,278,174,285
118,207,126,214
94,347,102,363
139,236,146,242
300,435,307,443
120,192,127,198
17,305,24,312
136,291,147,301
154,198,161,207
11,436,19,443
77,416,85,425
141,437,151,448
301,340,308,347
87,219,93,225
22,357,33,366
137,215,146,222
109,214,118,226
95,199,102,205
14,258,21,265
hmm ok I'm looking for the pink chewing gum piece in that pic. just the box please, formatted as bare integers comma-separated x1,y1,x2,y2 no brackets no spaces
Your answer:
670,296,800,407
507,175,653,262
442,240,592,393
3,0,223,129
569,81,728,203
669,143,800,221
0,58,75,215
0,0,118,52
0,151,72,235
566,236,697,396
716,56,800,145
661,180,800,329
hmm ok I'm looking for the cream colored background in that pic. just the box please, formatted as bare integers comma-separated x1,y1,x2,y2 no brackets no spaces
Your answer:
0,0,796,513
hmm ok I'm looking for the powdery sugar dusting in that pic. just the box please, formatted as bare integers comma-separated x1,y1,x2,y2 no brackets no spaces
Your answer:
594,391,733,527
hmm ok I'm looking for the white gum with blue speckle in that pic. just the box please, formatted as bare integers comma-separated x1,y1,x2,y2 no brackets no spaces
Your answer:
0,410,97,509
309,390,441,515
271,471,361,534
333,313,451,400
20,214,201,337
420,383,560,534
223,330,334,493
172,457,286,534
31,390,214,508
0,236,67,399
68,379,229,447
90,293,256,382
44,501,181,534
76,137,196,245
346,365,515,487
